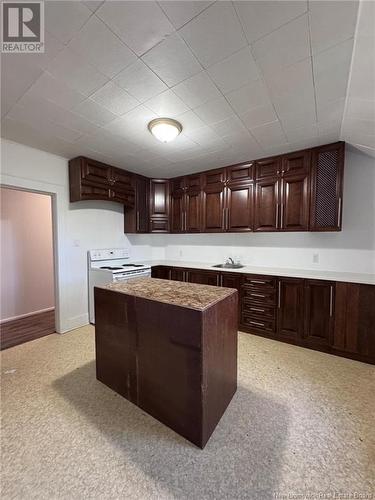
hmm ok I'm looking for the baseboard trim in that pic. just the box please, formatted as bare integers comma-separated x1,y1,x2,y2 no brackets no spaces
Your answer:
0,307,55,324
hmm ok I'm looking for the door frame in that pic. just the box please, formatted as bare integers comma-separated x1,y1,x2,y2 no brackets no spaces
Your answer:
1,180,62,333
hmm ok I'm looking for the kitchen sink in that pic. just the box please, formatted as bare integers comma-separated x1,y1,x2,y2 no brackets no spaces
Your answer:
213,264,244,269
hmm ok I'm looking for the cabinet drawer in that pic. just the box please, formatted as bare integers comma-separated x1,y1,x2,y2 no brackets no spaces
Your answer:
241,314,275,333
241,287,276,305
242,300,276,319
242,275,276,290
150,218,169,232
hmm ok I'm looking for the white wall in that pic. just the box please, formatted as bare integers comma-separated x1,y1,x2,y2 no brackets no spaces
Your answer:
0,139,158,332
129,146,375,274
0,188,54,321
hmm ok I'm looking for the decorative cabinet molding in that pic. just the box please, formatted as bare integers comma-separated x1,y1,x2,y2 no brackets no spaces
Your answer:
149,179,170,233
150,265,374,365
69,156,135,207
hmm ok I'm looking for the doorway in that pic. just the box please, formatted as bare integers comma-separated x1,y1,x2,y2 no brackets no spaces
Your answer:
0,187,56,349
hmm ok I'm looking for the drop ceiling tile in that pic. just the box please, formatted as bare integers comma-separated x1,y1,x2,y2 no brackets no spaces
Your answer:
278,108,317,135
96,1,174,56
16,94,100,136
179,2,247,68
241,104,278,130
1,57,43,117
309,1,358,54
317,98,345,124
90,81,139,116
145,89,190,117
176,110,206,133
356,0,375,38
234,1,307,43
158,1,213,29
194,96,235,125
210,115,249,138
7,103,82,143
314,39,353,106
142,33,202,86
172,71,220,109
252,15,310,75
74,99,117,126
24,73,86,110
47,48,109,97
113,60,168,103
317,120,341,139
249,120,288,148
207,47,260,94
285,123,318,143
45,1,92,44
104,105,157,140
225,80,272,115
183,126,221,147
68,16,137,79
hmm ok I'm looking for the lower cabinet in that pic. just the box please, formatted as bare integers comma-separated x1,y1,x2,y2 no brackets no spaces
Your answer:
303,280,334,348
277,278,304,341
150,265,374,364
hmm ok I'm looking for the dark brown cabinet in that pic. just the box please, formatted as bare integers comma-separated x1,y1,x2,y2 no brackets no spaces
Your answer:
303,280,334,348
149,179,169,232
280,173,309,231
69,156,135,206
277,278,304,341
201,168,226,232
186,269,220,286
124,175,149,233
333,283,375,361
170,175,202,233
310,142,344,231
226,162,254,232
149,265,374,364
254,177,279,231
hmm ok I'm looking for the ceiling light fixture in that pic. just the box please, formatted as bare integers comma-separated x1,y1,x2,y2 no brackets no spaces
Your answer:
148,118,182,143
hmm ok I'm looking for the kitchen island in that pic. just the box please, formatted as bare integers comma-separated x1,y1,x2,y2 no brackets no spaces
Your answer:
94,277,238,448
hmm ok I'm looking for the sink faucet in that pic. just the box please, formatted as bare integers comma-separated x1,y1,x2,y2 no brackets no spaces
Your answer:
226,257,234,265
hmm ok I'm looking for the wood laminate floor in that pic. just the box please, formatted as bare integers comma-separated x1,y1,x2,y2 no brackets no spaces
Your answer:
0,310,55,350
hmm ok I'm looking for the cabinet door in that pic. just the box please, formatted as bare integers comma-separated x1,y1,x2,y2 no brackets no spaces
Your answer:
170,193,185,233
277,278,304,341
255,156,281,180
150,179,169,219
226,162,254,184
81,157,110,185
151,266,170,279
136,176,149,232
221,273,241,322
226,182,253,232
170,268,186,282
201,168,226,232
280,173,309,231
185,174,202,233
304,280,334,347
310,142,344,231
333,283,375,360
282,150,310,175
186,270,220,286
254,177,279,231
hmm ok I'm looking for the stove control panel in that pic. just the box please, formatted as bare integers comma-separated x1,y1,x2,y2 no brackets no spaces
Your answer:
89,248,130,262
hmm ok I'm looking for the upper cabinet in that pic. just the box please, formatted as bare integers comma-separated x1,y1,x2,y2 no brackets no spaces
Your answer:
149,179,170,233
69,157,135,207
201,168,226,232
124,175,149,233
310,142,344,231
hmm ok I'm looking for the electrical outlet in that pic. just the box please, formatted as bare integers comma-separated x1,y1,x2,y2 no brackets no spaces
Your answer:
313,253,319,264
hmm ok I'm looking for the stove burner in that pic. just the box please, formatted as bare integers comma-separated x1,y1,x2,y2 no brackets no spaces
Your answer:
122,264,144,267
100,266,123,270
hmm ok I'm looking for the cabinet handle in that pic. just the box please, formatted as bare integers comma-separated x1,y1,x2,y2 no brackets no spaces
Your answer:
136,210,140,231
278,281,281,308
250,280,266,285
226,208,230,231
250,307,264,312
329,285,334,317
251,293,265,298
276,204,279,229
185,211,187,231
337,197,342,224
181,211,184,231
280,203,284,229
216,274,220,286
249,320,265,327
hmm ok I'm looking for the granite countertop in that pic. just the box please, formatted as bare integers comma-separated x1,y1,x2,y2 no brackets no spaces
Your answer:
135,260,375,286
102,277,236,311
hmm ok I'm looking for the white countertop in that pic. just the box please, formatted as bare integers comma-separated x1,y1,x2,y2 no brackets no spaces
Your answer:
137,260,375,285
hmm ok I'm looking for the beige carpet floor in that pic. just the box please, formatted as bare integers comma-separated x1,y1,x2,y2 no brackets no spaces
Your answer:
1,326,374,500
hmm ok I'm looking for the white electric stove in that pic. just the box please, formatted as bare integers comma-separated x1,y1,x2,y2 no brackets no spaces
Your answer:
88,248,151,323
